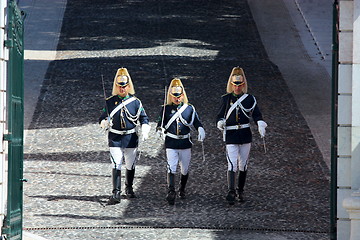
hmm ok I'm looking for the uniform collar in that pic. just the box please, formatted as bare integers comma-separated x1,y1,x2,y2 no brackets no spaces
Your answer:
171,102,184,108
232,92,244,98
118,94,130,100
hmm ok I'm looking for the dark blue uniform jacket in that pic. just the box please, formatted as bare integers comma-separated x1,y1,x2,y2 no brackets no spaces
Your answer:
157,103,203,149
99,95,149,148
216,93,263,144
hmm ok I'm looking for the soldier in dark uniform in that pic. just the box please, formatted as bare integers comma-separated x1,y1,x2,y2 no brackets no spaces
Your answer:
99,68,151,205
157,78,205,205
216,67,267,205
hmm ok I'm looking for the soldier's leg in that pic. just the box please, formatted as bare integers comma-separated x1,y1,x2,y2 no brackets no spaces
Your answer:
237,170,247,202
166,172,176,205
226,171,236,205
124,148,137,198
165,149,179,205
237,143,251,202
226,144,239,205
107,147,123,205
178,149,191,199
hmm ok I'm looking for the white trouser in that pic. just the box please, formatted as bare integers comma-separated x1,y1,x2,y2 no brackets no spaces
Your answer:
226,143,251,172
109,147,137,170
166,148,191,175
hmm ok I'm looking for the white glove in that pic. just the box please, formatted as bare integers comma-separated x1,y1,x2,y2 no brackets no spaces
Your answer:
141,124,151,141
257,120,267,138
197,127,206,142
156,127,165,140
217,119,226,130
100,117,113,130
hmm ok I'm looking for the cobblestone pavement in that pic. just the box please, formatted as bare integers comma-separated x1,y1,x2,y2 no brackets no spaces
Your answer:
23,0,330,239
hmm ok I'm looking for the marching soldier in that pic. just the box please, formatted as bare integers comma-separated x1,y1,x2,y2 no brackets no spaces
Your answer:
157,78,206,205
99,68,151,205
216,67,267,205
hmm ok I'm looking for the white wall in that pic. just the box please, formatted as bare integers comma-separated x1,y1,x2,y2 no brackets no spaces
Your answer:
337,0,360,239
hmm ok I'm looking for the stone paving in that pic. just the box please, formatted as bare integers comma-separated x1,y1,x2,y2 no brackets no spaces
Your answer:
23,0,330,239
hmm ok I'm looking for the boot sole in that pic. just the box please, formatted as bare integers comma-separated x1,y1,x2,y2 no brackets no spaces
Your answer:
166,192,176,205
167,200,175,205
125,191,136,199
106,197,121,205
226,192,236,205
179,191,186,199
166,197,175,205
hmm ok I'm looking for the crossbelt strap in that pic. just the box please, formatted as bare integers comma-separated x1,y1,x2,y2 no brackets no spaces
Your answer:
109,97,137,118
109,128,136,135
164,104,188,130
225,123,250,130
165,132,190,139
225,94,248,120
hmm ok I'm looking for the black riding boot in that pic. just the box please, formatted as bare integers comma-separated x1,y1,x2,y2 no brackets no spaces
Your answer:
179,173,189,199
125,169,136,198
107,169,121,205
237,170,247,202
166,173,176,205
226,171,236,205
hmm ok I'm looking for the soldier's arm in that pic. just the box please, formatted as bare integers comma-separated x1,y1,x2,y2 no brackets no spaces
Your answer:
216,95,228,122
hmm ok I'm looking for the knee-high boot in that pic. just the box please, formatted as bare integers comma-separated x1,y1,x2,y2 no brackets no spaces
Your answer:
166,173,176,205
226,171,236,205
107,169,121,205
237,170,247,202
125,169,136,198
179,173,189,199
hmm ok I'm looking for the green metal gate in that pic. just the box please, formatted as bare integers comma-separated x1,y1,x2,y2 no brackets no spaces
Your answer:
2,0,25,239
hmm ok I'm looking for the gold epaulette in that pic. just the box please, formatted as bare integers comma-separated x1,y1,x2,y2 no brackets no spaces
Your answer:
221,93,231,97
131,94,138,100
106,95,116,100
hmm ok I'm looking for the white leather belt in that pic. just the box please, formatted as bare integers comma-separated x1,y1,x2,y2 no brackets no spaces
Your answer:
109,128,136,135
165,132,190,139
225,123,250,130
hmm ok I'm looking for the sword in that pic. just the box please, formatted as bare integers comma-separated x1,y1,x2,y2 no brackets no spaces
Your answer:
101,75,112,130
223,127,226,142
136,148,142,163
201,141,206,162
101,74,109,116
161,86,167,127
222,119,226,142
262,137,267,153
159,86,167,139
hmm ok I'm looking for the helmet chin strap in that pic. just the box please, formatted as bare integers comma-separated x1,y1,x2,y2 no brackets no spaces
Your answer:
173,99,182,105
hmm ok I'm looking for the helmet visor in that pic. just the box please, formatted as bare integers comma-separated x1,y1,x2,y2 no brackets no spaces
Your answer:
116,76,129,87
170,86,183,98
231,75,245,86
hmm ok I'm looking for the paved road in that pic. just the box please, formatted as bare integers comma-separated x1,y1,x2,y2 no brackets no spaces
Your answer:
21,0,331,239
249,0,332,168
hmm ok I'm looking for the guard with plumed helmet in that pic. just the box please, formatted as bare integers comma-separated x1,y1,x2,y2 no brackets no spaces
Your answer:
99,67,151,205
157,78,206,205
216,67,267,205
